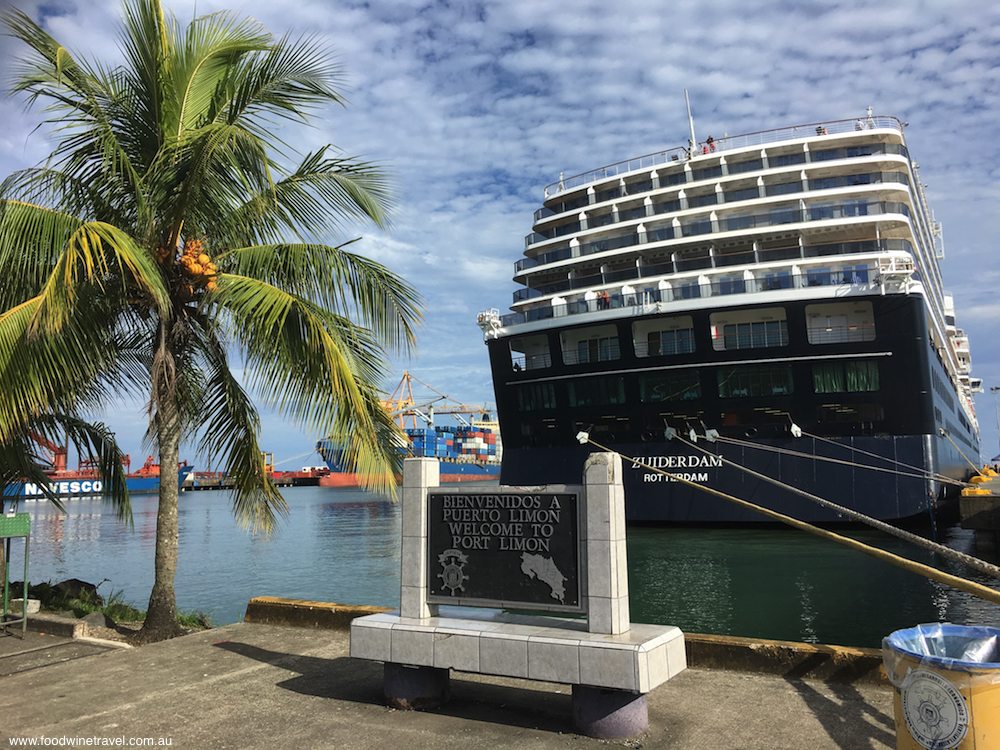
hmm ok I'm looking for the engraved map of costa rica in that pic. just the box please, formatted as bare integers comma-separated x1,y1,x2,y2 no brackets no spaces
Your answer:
520,553,567,603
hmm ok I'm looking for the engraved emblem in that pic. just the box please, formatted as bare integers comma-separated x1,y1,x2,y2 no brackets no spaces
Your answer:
901,669,969,749
437,548,469,595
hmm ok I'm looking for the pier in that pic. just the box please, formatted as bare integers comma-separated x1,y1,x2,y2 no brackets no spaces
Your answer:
182,473,322,491
960,469,1000,550
0,602,894,749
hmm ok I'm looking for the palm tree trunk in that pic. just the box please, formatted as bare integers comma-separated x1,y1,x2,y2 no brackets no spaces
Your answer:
136,337,184,642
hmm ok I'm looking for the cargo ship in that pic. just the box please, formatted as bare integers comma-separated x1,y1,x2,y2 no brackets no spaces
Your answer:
316,372,501,486
478,110,981,523
4,452,195,501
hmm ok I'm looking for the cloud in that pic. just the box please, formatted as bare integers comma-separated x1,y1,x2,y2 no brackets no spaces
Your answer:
3,0,999,463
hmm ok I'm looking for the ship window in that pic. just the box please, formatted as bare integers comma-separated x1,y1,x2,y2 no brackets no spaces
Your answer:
567,376,626,407
516,383,557,411
771,153,806,167
759,271,791,291
681,218,713,237
639,371,701,402
518,419,559,448
711,308,788,351
805,267,832,286
810,176,838,191
596,186,624,202
808,203,834,221
811,149,842,162
652,198,681,215
716,275,746,296
841,200,870,217
806,302,875,344
721,408,790,426
727,159,763,175
619,205,647,221
770,205,799,224
677,280,702,299
812,361,880,393
816,403,884,423
692,165,723,181
561,325,620,365
724,186,760,203
766,181,801,197
837,265,870,284
716,364,793,398
633,316,695,357
509,334,551,371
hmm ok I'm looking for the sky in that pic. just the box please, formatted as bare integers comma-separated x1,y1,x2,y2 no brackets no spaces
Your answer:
1,0,998,470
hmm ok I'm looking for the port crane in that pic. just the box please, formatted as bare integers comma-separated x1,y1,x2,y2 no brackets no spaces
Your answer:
382,372,495,430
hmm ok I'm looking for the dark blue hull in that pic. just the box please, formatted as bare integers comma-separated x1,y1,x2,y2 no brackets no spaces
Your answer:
500,433,966,523
488,295,978,524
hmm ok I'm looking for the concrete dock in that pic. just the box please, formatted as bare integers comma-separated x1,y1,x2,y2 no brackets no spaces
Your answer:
0,606,896,750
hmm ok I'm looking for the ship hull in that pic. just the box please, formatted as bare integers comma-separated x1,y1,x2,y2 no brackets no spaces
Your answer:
5,468,195,500
499,433,962,524
319,461,501,487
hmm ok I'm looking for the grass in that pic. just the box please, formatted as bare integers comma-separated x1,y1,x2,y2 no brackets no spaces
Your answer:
7,580,215,629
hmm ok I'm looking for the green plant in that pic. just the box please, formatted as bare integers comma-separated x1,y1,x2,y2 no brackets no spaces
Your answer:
177,609,215,629
102,590,146,623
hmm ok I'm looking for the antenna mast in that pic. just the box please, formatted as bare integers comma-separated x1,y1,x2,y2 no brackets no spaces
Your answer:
685,89,697,159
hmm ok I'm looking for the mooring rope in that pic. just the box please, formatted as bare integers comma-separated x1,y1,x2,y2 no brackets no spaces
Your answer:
581,437,1000,606
711,434,968,488
941,431,984,477
800,429,967,485
673,433,1000,582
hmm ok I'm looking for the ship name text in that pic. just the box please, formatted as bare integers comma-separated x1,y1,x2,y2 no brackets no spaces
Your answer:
630,455,723,484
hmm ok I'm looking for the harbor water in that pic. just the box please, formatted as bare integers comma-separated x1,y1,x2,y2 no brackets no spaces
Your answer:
11,485,1000,648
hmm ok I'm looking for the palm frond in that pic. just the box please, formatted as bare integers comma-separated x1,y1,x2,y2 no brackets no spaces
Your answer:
191,334,288,533
211,273,405,494
218,241,421,353
225,32,347,129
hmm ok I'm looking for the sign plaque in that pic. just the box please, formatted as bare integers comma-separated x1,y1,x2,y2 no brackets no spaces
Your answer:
426,490,582,612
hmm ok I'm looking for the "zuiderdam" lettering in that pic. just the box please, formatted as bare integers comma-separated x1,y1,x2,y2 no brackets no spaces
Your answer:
630,455,723,470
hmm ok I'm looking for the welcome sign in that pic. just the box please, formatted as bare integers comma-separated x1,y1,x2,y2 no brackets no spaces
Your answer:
426,490,582,612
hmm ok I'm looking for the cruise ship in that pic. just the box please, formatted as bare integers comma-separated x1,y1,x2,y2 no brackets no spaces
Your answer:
478,112,982,523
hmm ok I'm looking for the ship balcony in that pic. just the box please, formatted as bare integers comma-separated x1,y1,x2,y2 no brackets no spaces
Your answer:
500,257,906,329
511,238,914,306
529,165,912,249
516,198,914,278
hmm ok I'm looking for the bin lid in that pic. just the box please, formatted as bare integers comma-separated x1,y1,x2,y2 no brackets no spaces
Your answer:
886,623,1000,669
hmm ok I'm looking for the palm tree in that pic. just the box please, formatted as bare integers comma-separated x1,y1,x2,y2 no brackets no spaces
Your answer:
1,0,421,642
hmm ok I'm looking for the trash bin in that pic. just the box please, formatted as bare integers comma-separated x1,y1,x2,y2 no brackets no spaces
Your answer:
883,623,1000,749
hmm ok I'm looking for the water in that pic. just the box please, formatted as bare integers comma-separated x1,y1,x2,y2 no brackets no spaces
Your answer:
10,487,1000,647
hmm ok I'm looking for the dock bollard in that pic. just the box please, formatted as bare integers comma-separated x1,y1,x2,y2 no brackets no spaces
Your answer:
882,623,1000,749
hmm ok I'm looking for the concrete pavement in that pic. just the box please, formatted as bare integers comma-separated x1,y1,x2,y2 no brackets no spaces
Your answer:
0,620,896,749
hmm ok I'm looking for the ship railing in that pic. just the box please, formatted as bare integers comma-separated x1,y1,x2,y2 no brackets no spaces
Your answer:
498,264,889,328
544,116,904,196
694,117,902,157
804,323,878,344
509,353,553,371
712,327,789,351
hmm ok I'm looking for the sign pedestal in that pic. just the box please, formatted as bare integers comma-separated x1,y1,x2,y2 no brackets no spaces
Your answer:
384,663,449,710
573,685,649,739
351,454,686,738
